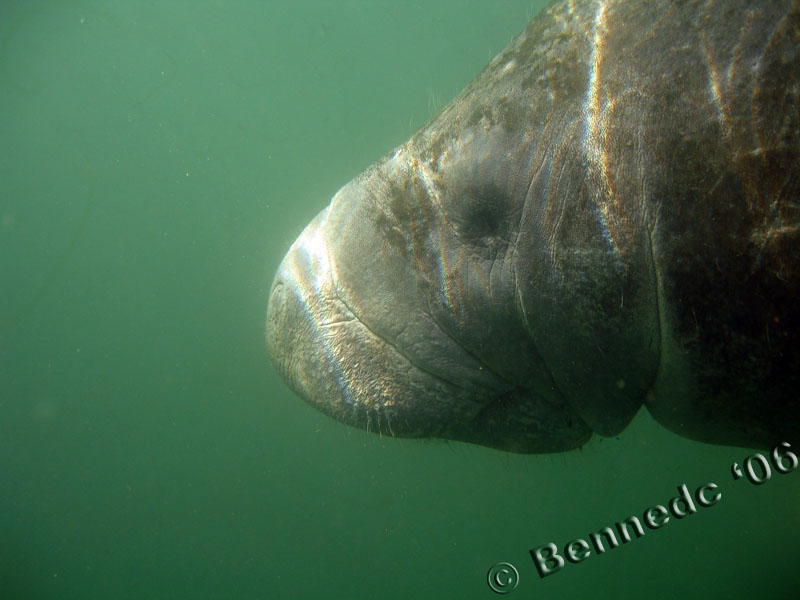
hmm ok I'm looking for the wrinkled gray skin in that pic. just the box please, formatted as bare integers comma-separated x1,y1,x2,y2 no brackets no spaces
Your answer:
267,0,800,453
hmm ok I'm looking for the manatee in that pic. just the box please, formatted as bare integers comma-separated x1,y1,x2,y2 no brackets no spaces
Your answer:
266,0,800,453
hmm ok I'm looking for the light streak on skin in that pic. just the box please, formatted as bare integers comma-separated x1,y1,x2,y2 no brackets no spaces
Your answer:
581,1,621,257
701,7,757,144
280,204,382,414
583,1,607,168
750,9,788,163
391,146,443,293
407,146,466,320
290,209,331,294
701,7,776,224
701,33,732,140
281,211,343,392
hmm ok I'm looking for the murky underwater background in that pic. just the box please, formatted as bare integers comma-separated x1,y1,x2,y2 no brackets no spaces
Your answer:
1,1,798,598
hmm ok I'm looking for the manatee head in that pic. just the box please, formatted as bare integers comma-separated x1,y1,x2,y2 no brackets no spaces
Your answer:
267,0,800,453
266,140,599,453
264,16,658,453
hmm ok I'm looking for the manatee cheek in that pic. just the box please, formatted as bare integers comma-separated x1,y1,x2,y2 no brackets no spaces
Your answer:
266,139,597,454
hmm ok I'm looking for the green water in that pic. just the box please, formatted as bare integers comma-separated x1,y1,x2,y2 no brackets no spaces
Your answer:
1,1,798,598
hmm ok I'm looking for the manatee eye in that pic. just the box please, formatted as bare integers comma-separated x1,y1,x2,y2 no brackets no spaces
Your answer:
453,184,512,247
469,202,502,237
